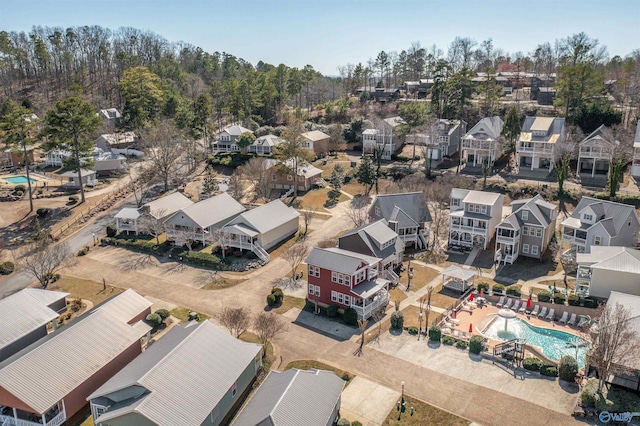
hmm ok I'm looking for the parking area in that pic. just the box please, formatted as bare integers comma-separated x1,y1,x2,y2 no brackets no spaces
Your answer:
340,377,400,426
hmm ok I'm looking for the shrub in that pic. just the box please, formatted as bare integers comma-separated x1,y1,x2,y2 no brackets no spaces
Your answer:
155,309,170,320
537,290,552,303
181,251,223,268
477,282,490,292
106,225,117,237
36,208,49,217
442,335,455,345
428,325,441,342
14,184,26,193
559,356,578,382
583,297,598,309
343,308,358,325
70,298,83,312
77,246,90,256
68,195,79,203
506,285,522,297
539,365,558,377
266,293,277,306
0,262,15,275
337,419,351,426
407,326,419,335
390,311,404,330
327,305,338,318
455,340,468,350
145,313,163,327
568,295,580,306
492,283,505,294
523,357,543,371
581,388,597,407
271,287,284,303
15,190,23,197
469,335,484,354
553,293,566,305
351,422,363,426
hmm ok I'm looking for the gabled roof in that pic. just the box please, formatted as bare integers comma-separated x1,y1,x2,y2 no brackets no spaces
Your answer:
577,246,640,274
371,192,431,226
0,290,151,414
224,199,299,234
520,116,565,143
60,168,95,177
504,194,556,228
167,192,245,229
232,369,344,426
254,134,282,147
579,125,617,148
221,125,253,137
0,289,68,358
264,158,323,178
97,132,136,145
90,321,262,426
607,291,640,337
441,265,477,281
305,247,380,275
338,220,403,261
383,116,405,128
464,116,504,140
459,189,502,206
114,207,142,220
562,196,639,237
144,192,194,219
301,130,330,142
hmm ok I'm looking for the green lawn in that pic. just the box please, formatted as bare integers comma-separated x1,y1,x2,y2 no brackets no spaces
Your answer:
170,307,210,323
272,296,306,314
383,395,470,426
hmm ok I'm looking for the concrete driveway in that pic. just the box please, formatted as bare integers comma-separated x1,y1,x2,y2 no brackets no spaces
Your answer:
340,377,399,426
283,308,358,341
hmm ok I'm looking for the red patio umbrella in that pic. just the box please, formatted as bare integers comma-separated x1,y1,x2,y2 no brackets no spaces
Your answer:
451,309,456,319
526,298,532,310
469,323,473,333
479,288,484,298
469,293,475,302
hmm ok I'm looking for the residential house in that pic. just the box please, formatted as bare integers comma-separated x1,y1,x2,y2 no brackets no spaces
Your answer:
211,125,253,152
221,199,300,262
368,192,431,249
337,220,404,275
0,289,68,362
537,88,557,105
164,192,245,245
92,149,127,176
576,247,640,298
409,119,466,162
301,130,330,158
631,121,640,177
1,148,34,170
515,116,566,176
354,87,400,102
495,195,558,264
417,79,435,99
88,321,263,426
449,189,504,250
248,134,282,155
561,196,640,255
44,149,72,167
305,247,391,320
97,108,121,123
577,125,616,180
94,132,138,152
462,116,504,169
0,289,151,426
60,169,98,187
232,369,344,426
266,158,323,194
115,192,195,235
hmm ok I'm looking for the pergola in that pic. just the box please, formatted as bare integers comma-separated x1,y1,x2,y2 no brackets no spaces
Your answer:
441,265,477,294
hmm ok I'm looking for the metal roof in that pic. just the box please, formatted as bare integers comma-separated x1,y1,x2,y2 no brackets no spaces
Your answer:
232,369,344,426
351,278,389,299
305,247,380,275
143,192,193,219
441,265,477,281
578,246,640,274
370,192,431,226
0,290,151,414
19,289,68,309
225,199,299,234
520,116,565,143
114,207,142,220
90,321,262,426
254,134,282,147
462,190,502,206
301,130,330,142
60,168,95,177
383,116,405,128
167,192,245,229
464,116,504,140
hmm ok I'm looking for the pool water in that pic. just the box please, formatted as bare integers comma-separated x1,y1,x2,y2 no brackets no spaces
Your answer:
483,317,590,367
3,176,36,184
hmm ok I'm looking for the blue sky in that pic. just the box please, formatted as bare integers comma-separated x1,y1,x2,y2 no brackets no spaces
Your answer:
1,0,638,75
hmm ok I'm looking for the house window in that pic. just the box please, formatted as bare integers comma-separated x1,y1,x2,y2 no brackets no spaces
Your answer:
536,228,542,238
331,272,350,286
522,226,528,235
355,269,366,284
308,284,320,296
531,245,539,255
523,244,530,254
375,206,381,216
467,204,473,212
308,265,320,277
451,198,460,207
481,205,487,215
232,382,237,397
584,214,593,221
594,236,601,246
522,210,529,220
332,291,349,305
286,175,293,181
475,205,481,213
272,174,277,181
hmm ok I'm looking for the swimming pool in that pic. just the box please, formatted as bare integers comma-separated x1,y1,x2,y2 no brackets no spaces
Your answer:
483,316,590,367
3,175,36,184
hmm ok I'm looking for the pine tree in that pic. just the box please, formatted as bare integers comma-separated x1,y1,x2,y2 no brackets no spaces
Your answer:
355,155,376,195
201,166,219,195
501,107,521,156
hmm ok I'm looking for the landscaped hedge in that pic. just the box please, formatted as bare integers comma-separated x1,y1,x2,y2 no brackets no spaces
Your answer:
343,308,358,326
553,293,566,305
469,335,484,354
583,297,598,309
145,313,163,327
428,325,441,342
442,335,455,345
568,295,580,306
477,282,490,293
390,311,404,330
266,293,277,306
155,309,170,320
208,153,251,168
537,290,552,303
492,283,505,294
327,305,338,318
407,326,418,335
102,237,171,255
180,250,224,268
523,357,543,371
455,340,468,350
540,365,558,377
506,285,522,297
559,356,578,382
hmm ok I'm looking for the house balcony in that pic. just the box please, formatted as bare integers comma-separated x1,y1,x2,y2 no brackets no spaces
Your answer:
0,410,65,426
115,222,138,232
450,223,488,235
351,292,389,320
561,233,586,246
517,145,554,155
578,151,612,160
496,234,518,244
223,237,270,263
577,267,592,281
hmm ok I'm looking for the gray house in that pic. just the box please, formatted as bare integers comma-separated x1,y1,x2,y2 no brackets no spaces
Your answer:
576,247,640,298
495,195,558,264
338,220,404,276
211,125,253,152
232,369,344,426
0,289,68,362
461,116,504,169
368,192,431,249
89,321,263,426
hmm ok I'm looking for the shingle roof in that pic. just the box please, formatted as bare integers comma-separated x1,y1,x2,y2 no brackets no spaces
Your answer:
302,130,330,142
168,192,245,229
98,132,136,145
60,168,95,177
305,247,380,275
338,220,403,262
580,124,616,149
520,116,565,143
222,125,253,137
383,116,405,128
254,134,282,147
232,369,344,426
0,290,151,414
464,116,504,140
225,199,299,234
144,192,193,219
90,321,262,426
505,194,556,227
371,192,431,226
566,196,638,237
264,158,323,178
114,207,142,220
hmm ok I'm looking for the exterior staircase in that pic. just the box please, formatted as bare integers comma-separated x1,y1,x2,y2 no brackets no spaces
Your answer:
279,187,294,200
252,242,270,263
383,268,399,284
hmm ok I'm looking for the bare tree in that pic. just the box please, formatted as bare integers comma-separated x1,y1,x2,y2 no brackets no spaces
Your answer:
128,164,155,207
218,306,252,338
228,170,244,201
302,208,316,236
21,242,71,289
240,157,272,200
607,125,634,199
347,195,370,227
140,121,184,192
174,227,201,251
588,302,638,393
283,242,309,282
139,208,167,244
354,318,368,356
254,312,288,345
555,126,580,198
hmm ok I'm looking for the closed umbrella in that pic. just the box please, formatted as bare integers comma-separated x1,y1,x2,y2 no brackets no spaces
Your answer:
479,288,484,298
451,309,456,319
469,323,473,333
526,298,532,310
469,292,475,302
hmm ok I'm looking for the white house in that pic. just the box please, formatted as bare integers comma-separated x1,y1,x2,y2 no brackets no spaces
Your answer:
248,134,282,155
221,199,300,262
92,149,127,175
576,247,640,298
462,116,504,168
212,125,253,152
577,125,616,179
561,196,640,255
515,116,566,175
114,192,194,235
449,188,504,250
97,108,121,123
632,121,640,177
94,132,138,152
60,169,97,187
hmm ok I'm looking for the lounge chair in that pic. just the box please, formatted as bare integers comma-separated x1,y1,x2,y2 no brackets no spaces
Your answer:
558,311,569,324
530,305,540,316
512,300,520,312
466,301,477,309
503,298,513,309
538,306,547,318
518,303,527,313
496,296,505,307
452,329,460,338
447,316,460,325
545,308,555,321
577,315,590,328
567,313,577,326
445,321,457,328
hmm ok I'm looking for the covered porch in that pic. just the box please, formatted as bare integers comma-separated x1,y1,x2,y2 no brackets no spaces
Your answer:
0,401,66,426
440,265,477,295
350,278,390,320
114,207,141,235
221,224,270,262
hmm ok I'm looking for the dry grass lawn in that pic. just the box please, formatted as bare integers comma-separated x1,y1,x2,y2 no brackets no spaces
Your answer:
272,296,306,314
383,395,470,426
201,275,247,290
170,307,210,323
298,188,346,211
342,181,366,197
429,284,459,310
51,275,123,305
389,287,408,304
285,360,354,383
400,304,443,329
397,263,440,291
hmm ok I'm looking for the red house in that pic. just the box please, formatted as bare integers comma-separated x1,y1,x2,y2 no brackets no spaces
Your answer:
305,247,391,320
